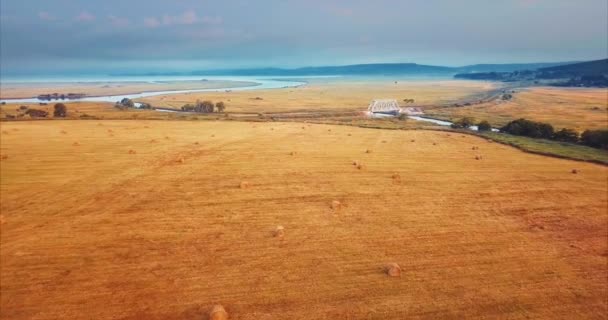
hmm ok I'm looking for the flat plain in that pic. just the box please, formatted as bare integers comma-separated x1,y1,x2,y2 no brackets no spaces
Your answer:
1,120,606,319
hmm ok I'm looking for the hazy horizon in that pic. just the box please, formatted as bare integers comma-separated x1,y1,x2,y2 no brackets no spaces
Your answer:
1,0,607,75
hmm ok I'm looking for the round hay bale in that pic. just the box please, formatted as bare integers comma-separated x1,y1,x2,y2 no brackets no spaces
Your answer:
365,149,372,154
410,139,415,143
0,155,8,160
352,160,359,166
150,139,158,143
273,225,285,238
107,129,113,133
177,157,185,164
128,149,137,154
571,169,578,174
290,151,297,156
385,263,401,277
72,142,80,146
474,156,480,160
60,130,68,134
194,141,199,145
392,173,401,184
356,164,364,170
331,200,342,211
382,140,387,143
211,135,215,137
209,305,228,320
240,181,250,189
432,142,437,146
347,133,352,136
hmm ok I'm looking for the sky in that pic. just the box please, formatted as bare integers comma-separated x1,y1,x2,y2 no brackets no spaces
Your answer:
1,0,607,74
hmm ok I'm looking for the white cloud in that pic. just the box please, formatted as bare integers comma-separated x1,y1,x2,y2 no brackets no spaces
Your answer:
75,11,95,22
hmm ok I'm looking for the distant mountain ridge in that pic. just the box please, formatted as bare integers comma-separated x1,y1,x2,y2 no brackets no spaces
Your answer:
454,59,608,87
112,61,582,77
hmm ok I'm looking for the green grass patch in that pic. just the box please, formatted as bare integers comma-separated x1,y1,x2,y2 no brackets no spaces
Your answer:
479,132,608,165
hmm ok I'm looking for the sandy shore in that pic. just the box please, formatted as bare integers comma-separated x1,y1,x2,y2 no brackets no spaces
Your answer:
0,80,258,99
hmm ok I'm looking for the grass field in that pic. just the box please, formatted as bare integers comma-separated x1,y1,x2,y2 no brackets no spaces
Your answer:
425,87,608,131
138,79,497,113
1,120,606,319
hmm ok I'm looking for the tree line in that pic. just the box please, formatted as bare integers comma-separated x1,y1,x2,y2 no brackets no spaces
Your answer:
451,116,608,150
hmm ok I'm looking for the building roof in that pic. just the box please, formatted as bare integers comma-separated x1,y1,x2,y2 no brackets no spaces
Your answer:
368,99,400,113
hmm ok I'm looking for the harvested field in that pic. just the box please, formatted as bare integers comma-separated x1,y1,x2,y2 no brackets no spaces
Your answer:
0,120,607,319
426,87,608,131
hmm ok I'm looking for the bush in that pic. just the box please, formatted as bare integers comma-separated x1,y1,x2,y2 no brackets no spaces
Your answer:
215,101,226,112
181,104,196,112
500,118,554,139
580,129,608,149
25,109,49,118
553,128,579,143
477,120,492,131
53,103,67,117
450,117,475,129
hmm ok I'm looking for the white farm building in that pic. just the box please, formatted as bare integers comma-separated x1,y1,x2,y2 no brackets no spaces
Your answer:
368,99,400,115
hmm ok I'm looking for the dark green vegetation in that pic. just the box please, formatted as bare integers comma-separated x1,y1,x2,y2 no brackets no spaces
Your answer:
181,100,227,113
454,59,608,87
450,117,476,129
53,103,67,117
477,120,492,131
500,118,608,150
479,131,608,165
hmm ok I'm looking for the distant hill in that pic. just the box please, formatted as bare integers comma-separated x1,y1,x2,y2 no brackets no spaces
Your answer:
456,62,577,73
112,60,591,77
193,63,455,76
454,59,608,87
536,59,608,78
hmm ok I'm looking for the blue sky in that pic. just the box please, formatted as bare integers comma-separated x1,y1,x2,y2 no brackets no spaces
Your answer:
1,0,607,74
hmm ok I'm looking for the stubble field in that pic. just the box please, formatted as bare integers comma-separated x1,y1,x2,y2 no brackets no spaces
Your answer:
0,120,606,319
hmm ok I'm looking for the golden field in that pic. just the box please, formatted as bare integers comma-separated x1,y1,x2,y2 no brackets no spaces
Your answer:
1,120,606,319
138,79,497,114
426,87,608,131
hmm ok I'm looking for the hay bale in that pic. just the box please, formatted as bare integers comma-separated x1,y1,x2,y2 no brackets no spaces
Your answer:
347,133,352,136
273,225,285,238
385,263,401,277
382,140,387,143
356,164,364,170
177,157,185,164
365,149,372,154
474,156,480,160
290,151,297,156
352,160,359,166
331,200,342,211
392,173,401,184
194,141,199,145
0,155,8,160
209,305,228,320
150,139,158,143
107,129,113,133
128,149,137,154
432,142,437,146
571,169,578,174
72,142,80,146
410,139,415,143
240,181,250,189
60,130,68,134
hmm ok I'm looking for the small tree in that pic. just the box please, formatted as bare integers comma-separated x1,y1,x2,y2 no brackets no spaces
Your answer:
553,128,579,143
477,120,492,131
182,104,196,112
581,129,608,149
201,100,214,113
215,101,226,113
53,103,67,117
451,117,475,129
